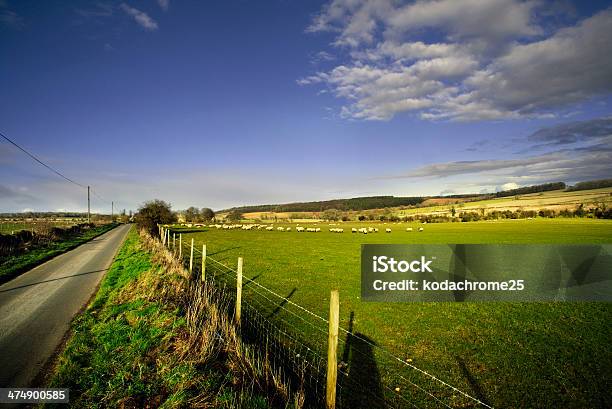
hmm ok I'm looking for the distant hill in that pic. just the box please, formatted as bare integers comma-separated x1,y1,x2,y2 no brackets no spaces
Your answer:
566,178,612,192
221,196,426,213
220,179,612,215
495,182,566,198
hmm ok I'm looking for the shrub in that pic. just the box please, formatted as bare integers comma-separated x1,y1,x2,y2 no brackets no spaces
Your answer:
135,200,176,237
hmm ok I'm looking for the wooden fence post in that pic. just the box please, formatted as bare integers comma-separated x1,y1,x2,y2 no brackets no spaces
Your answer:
236,257,243,325
189,238,194,273
201,244,207,282
167,230,171,248
173,233,176,252
161,227,165,245
179,234,182,259
326,290,340,409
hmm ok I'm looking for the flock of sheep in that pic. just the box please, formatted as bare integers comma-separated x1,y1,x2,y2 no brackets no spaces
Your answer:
180,223,425,233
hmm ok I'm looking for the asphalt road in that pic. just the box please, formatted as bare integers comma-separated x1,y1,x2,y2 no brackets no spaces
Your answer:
0,224,132,388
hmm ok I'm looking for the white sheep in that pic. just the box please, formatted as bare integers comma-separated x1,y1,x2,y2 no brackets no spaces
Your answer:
266,226,274,231
406,227,413,232
386,228,392,233
352,228,357,233
286,227,291,231
418,227,424,232
296,227,305,232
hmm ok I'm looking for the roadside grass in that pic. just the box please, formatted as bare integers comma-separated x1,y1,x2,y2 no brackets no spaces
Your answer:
0,223,118,284
175,218,612,408
47,226,303,409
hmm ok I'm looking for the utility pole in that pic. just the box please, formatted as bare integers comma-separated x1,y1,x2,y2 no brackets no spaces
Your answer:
111,201,114,221
87,186,91,223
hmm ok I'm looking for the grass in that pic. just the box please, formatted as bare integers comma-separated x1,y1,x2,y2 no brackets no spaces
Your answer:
175,218,612,408
47,227,303,409
0,223,118,284
0,220,86,234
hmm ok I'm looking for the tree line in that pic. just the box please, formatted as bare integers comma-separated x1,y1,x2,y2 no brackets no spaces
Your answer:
495,182,566,197
222,196,425,214
134,200,216,237
566,178,612,192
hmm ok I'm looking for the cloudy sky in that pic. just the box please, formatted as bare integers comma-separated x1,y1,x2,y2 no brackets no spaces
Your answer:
1,0,611,213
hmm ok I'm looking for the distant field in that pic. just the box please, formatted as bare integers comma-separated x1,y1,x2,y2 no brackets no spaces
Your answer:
398,187,612,216
216,188,612,221
173,218,612,408
0,219,87,234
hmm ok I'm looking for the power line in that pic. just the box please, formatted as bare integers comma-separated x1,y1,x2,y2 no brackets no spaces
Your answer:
90,188,110,204
1,130,114,211
0,130,87,189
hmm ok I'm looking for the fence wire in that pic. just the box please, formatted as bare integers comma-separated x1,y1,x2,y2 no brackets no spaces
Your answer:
166,228,494,409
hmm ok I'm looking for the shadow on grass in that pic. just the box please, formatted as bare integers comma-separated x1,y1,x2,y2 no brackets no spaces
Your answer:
243,274,262,288
210,246,242,258
0,269,108,293
455,355,492,407
340,311,386,409
173,228,209,234
268,288,297,318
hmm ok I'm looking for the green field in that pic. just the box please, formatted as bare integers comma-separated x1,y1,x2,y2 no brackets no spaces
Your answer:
173,218,612,408
0,220,87,234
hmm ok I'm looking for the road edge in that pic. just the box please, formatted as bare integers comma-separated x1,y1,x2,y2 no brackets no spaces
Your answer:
0,223,121,286
30,224,134,391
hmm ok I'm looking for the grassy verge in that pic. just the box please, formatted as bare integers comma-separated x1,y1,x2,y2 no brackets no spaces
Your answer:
46,227,303,409
0,223,119,284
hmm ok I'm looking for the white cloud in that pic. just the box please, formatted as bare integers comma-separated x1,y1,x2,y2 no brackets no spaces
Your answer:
460,9,612,117
356,41,464,61
374,118,612,184
0,2,24,29
158,0,169,11
307,0,394,47
302,1,612,121
388,0,540,46
497,182,519,192
378,148,612,183
310,50,336,65
75,3,113,18
120,3,158,31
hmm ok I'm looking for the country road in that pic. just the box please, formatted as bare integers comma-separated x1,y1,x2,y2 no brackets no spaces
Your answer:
0,224,132,388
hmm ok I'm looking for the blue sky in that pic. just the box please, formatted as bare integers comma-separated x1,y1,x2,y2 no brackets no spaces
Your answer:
1,0,611,213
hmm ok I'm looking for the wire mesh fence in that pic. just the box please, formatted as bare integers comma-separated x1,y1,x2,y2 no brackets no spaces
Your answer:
165,228,494,409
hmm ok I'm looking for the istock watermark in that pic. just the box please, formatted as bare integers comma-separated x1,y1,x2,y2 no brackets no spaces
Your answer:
361,244,612,302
